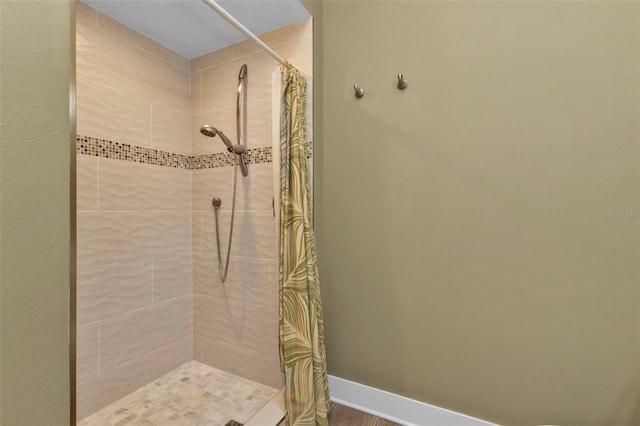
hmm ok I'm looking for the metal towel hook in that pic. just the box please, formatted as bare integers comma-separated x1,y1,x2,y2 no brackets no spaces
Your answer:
354,84,364,98
397,74,408,90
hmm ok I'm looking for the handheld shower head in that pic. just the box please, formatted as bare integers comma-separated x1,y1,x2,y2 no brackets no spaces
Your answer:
200,124,234,151
216,131,234,151
200,124,218,138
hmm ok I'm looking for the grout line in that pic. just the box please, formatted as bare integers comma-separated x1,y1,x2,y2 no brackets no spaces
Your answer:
96,157,100,211
150,103,154,149
188,212,194,256
191,50,233,74
97,336,192,378
270,34,313,50
75,211,193,215
196,335,269,357
97,322,101,377
149,100,191,115
196,71,201,117
210,210,276,214
231,38,302,62
269,260,275,311
197,254,273,261
192,70,201,118
77,320,101,329
192,51,241,72
151,258,155,305
89,80,189,116
231,300,236,346
192,26,311,73
198,214,203,253
90,9,97,27
189,70,193,115
196,96,273,114
197,252,276,262
96,294,191,326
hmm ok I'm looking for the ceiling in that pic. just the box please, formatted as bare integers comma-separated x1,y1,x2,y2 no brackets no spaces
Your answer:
81,0,310,59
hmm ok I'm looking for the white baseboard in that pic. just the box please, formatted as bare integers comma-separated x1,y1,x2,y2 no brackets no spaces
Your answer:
328,375,498,426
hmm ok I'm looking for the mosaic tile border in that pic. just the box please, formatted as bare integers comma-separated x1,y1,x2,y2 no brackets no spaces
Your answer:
77,136,192,168
77,135,312,170
190,146,272,169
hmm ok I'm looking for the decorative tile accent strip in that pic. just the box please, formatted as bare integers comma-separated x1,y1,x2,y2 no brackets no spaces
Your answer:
76,135,312,169
190,151,237,169
243,146,273,166
189,146,273,170
77,136,192,169
306,139,313,159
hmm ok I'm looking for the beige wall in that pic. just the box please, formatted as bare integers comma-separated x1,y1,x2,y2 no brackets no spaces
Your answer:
0,1,73,424
320,2,640,425
75,3,192,418
191,19,312,389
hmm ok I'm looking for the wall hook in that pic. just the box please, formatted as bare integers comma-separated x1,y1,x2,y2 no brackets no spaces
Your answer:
354,84,365,98
397,74,408,90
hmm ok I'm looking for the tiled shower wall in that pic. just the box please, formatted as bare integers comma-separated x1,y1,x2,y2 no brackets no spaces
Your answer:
75,2,192,419
76,0,312,419
190,19,312,390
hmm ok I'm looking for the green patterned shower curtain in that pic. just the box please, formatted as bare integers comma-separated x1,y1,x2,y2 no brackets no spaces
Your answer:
279,65,330,426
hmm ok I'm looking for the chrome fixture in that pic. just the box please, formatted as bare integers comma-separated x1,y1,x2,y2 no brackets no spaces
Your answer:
199,125,247,177
200,64,249,283
235,63,248,177
397,74,408,90
354,84,364,98
200,125,234,150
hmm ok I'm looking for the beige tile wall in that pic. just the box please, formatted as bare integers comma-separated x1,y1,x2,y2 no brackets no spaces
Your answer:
77,0,312,417
191,19,312,155
190,19,312,389
76,1,192,419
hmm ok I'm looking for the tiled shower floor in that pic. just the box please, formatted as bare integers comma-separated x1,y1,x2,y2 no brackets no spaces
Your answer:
78,360,280,426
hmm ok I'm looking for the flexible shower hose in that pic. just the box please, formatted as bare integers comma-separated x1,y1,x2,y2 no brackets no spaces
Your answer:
213,155,239,283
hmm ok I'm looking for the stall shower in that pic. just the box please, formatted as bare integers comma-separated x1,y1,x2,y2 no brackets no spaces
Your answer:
74,1,312,423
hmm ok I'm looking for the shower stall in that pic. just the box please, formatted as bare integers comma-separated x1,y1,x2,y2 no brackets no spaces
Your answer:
74,1,313,423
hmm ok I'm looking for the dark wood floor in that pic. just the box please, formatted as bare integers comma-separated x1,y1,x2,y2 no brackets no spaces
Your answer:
328,402,400,426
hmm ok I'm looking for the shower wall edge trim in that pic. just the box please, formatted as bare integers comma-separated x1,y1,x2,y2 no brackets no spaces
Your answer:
328,375,498,426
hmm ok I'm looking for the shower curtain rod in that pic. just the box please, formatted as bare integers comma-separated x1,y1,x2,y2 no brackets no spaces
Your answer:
201,0,288,67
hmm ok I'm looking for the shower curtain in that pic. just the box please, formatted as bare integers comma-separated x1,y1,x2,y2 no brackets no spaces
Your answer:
278,65,329,426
